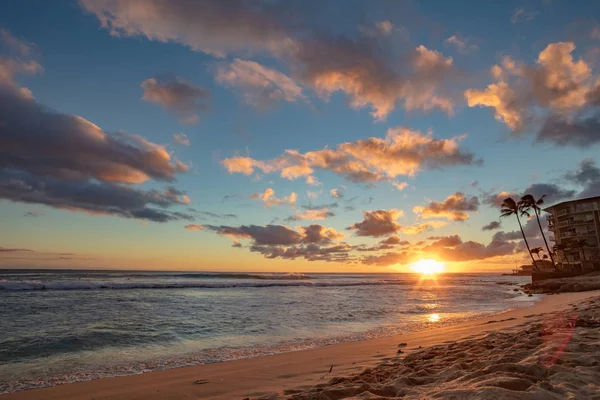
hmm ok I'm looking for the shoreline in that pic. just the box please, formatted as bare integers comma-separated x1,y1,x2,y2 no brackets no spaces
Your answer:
2,290,598,400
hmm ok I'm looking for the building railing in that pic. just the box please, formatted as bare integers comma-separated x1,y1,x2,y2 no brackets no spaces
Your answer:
560,231,597,238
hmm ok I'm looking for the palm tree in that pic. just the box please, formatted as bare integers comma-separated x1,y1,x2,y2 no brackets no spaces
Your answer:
530,247,544,260
520,194,556,268
500,197,537,267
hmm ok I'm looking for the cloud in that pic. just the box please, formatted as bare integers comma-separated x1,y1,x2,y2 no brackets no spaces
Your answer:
306,176,321,186
292,39,457,120
0,79,187,183
204,223,350,262
348,209,403,237
81,1,460,120
356,235,410,252
184,224,205,231
215,58,305,108
444,35,478,54
482,220,501,231
375,21,394,36
511,8,539,24
400,221,447,235
482,190,518,208
79,0,289,58
173,133,190,146
522,183,576,203
286,208,334,221
466,42,600,147
250,188,297,209
0,170,193,222
141,74,211,124
0,32,190,223
223,127,480,186
330,188,343,198
564,158,600,198
363,233,518,266
0,28,36,57
413,192,479,221
0,247,33,252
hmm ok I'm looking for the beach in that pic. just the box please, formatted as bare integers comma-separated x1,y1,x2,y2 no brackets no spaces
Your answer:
2,290,598,400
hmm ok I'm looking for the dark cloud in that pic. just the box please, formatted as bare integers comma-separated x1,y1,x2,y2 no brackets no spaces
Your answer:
204,223,349,262
413,192,479,221
564,159,600,198
0,82,187,184
1,169,193,222
250,243,353,262
348,209,403,237
0,247,33,252
536,112,600,147
141,74,211,124
482,220,501,231
82,1,462,120
482,190,518,208
522,183,576,203
0,42,190,223
302,202,339,210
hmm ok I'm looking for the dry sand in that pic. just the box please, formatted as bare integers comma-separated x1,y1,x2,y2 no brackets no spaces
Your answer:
1,291,599,400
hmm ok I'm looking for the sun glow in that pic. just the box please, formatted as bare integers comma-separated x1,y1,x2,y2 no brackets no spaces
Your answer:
411,259,445,275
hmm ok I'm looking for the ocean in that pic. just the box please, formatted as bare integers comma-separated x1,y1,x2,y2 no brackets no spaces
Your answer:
0,270,536,394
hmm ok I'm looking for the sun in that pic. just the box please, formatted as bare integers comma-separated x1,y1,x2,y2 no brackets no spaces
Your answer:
411,259,445,275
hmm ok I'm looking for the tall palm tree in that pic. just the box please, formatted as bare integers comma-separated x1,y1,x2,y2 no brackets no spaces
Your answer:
500,197,537,267
530,247,544,260
520,194,556,268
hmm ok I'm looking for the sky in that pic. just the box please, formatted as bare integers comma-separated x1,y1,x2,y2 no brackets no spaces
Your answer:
1,0,600,273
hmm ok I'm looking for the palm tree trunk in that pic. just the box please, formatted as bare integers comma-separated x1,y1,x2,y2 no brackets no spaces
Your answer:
535,210,557,269
516,215,537,268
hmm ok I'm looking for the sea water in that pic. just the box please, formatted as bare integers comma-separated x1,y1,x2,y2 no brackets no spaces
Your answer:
0,270,537,393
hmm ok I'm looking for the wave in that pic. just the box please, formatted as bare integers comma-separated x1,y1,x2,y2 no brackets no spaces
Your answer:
0,279,413,292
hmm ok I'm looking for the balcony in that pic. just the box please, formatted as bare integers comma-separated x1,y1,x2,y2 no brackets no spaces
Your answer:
560,231,597,238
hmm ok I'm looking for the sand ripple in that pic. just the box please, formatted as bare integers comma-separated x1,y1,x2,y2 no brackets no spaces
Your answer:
272,297,600,399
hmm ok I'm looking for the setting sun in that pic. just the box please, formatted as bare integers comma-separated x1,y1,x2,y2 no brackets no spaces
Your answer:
411,259,445,275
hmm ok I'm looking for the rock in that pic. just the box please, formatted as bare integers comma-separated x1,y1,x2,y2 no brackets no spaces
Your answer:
398,343,408,347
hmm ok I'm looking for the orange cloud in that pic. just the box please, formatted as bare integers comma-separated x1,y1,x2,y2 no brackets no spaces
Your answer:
465,42,600,146
250,188,297,209
184,224,205,231
413,192,479,221
222,127,480,186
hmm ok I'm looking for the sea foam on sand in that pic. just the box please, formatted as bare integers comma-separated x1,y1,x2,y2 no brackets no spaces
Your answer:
272,296,600,399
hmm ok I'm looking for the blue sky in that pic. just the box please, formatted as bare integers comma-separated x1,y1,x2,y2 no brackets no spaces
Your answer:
1,0,600,272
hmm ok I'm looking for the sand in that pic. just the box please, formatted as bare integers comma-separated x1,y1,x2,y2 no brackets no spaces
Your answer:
1,291,599,400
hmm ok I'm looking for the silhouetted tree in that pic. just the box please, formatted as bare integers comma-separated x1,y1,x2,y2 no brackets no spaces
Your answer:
520,194,556,268
500,197,537,267
530,247,544,260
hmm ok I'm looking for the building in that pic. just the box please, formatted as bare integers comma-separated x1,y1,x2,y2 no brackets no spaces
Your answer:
545,196,600,271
